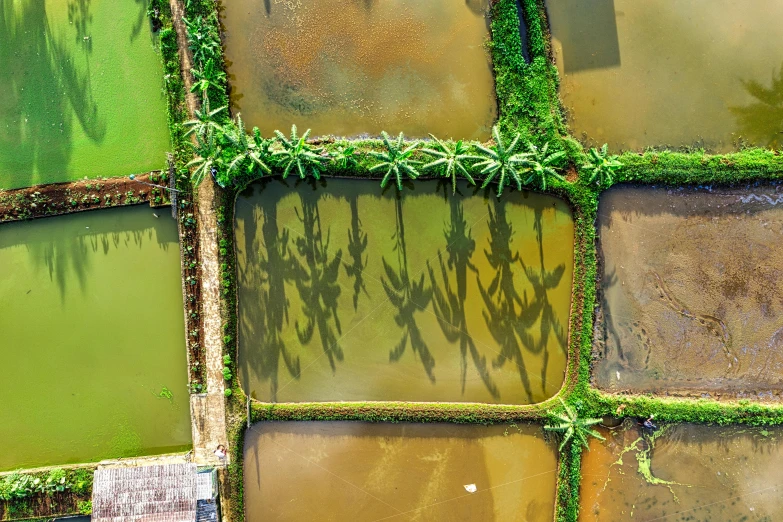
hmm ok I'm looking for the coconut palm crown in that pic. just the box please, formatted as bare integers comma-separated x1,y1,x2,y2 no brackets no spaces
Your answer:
544,397,605,452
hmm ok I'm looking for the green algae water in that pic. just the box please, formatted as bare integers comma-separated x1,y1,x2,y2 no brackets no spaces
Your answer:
0,0,170,189
547,0,783,152
220,0,497,140
244,422,557,521
581,423,783,521
0,206,191,470
236,179,574,404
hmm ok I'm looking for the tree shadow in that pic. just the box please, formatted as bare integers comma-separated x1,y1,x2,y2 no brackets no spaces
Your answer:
381,194,435,382
476,197,535,401
517,206,568,393
426,184,500,398
343,193,370,311
0,1,105,188
238,180,300,402
291,186,345,372
730,63,783,148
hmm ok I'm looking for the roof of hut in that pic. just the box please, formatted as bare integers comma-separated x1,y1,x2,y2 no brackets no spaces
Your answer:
91,463,198,522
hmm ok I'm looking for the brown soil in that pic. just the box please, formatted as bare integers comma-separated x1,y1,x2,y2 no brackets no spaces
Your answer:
0,492,91,521
594,184,783,400
0,172,170,223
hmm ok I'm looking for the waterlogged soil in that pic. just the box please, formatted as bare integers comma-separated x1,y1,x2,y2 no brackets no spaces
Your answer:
595,185,783,399
0,0,170,189
244,422,557,522
581,422,783,521
0,206,191,470
547,0,783,152
220,0,497,140
236,179,574,404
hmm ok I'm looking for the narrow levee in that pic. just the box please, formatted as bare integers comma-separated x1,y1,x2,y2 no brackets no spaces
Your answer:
236,179,575,404
244,421,557,521
0,206,191,471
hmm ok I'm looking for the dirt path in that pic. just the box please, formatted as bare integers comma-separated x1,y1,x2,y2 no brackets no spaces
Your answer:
168,0,228,466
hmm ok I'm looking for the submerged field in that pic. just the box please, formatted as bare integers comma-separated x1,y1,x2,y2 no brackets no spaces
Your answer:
0,0,170,189
236,179,574,404
547,0,783,151
244,421,557,521
594,185,783,399
0,206,191,470
221,0,497,139
581,422,783,521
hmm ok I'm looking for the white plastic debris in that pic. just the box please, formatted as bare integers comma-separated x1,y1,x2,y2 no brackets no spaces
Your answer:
464,484,477,493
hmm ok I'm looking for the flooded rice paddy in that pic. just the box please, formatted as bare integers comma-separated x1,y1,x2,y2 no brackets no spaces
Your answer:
244,421,557,521
547,0,783,152
0,0,170,189
236,179,574,404
0,206,191,470
595,185,783,399
220,0,497,140
581,422,783,521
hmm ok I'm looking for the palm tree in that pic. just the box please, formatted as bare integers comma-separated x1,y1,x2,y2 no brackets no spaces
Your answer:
474,125,530,197
521,142,566,191
183,94,226,140
369,131,421,191
544,398,605,452
221,114,272,186
583,144,623,186
272,125,328,180
422,135,480,194
190,58,226,96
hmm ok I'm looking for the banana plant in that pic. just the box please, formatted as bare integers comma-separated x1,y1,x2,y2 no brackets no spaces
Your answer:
473,125,530,197
190,58,226,97
330,144,358,170
183,94,226,141
183,15,221,65
369,131,421,191
186,126,221,186
583,143,623,186
272,125,328,180
521,141,566,191
422,135,480,194
220,114,272,187
544,397,605,452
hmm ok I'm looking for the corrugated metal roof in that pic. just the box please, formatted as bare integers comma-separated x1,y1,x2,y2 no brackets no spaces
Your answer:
92,463,198,522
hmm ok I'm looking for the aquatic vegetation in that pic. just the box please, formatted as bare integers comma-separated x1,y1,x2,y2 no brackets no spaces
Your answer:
583,144,623,186
422,136,480,194
544,398,604,451
369,132,422,191
473,126,530,197
272,125,328,181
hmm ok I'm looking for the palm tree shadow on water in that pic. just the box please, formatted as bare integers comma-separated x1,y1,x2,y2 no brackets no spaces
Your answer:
381,192,436,382
239,181,300,402
343,193,370,311
427,182,500,399
0,0,105,187
730,63,783,148
291,184,345,372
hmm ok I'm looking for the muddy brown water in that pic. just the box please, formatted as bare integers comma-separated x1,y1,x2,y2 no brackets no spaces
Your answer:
581,422,783,521
244,421,557,521
235,179,574,404
595,185,783,399
547,0,783,152
220,0,497,140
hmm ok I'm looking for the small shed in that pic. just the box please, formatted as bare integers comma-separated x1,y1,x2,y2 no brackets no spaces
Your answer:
92,463,218,522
